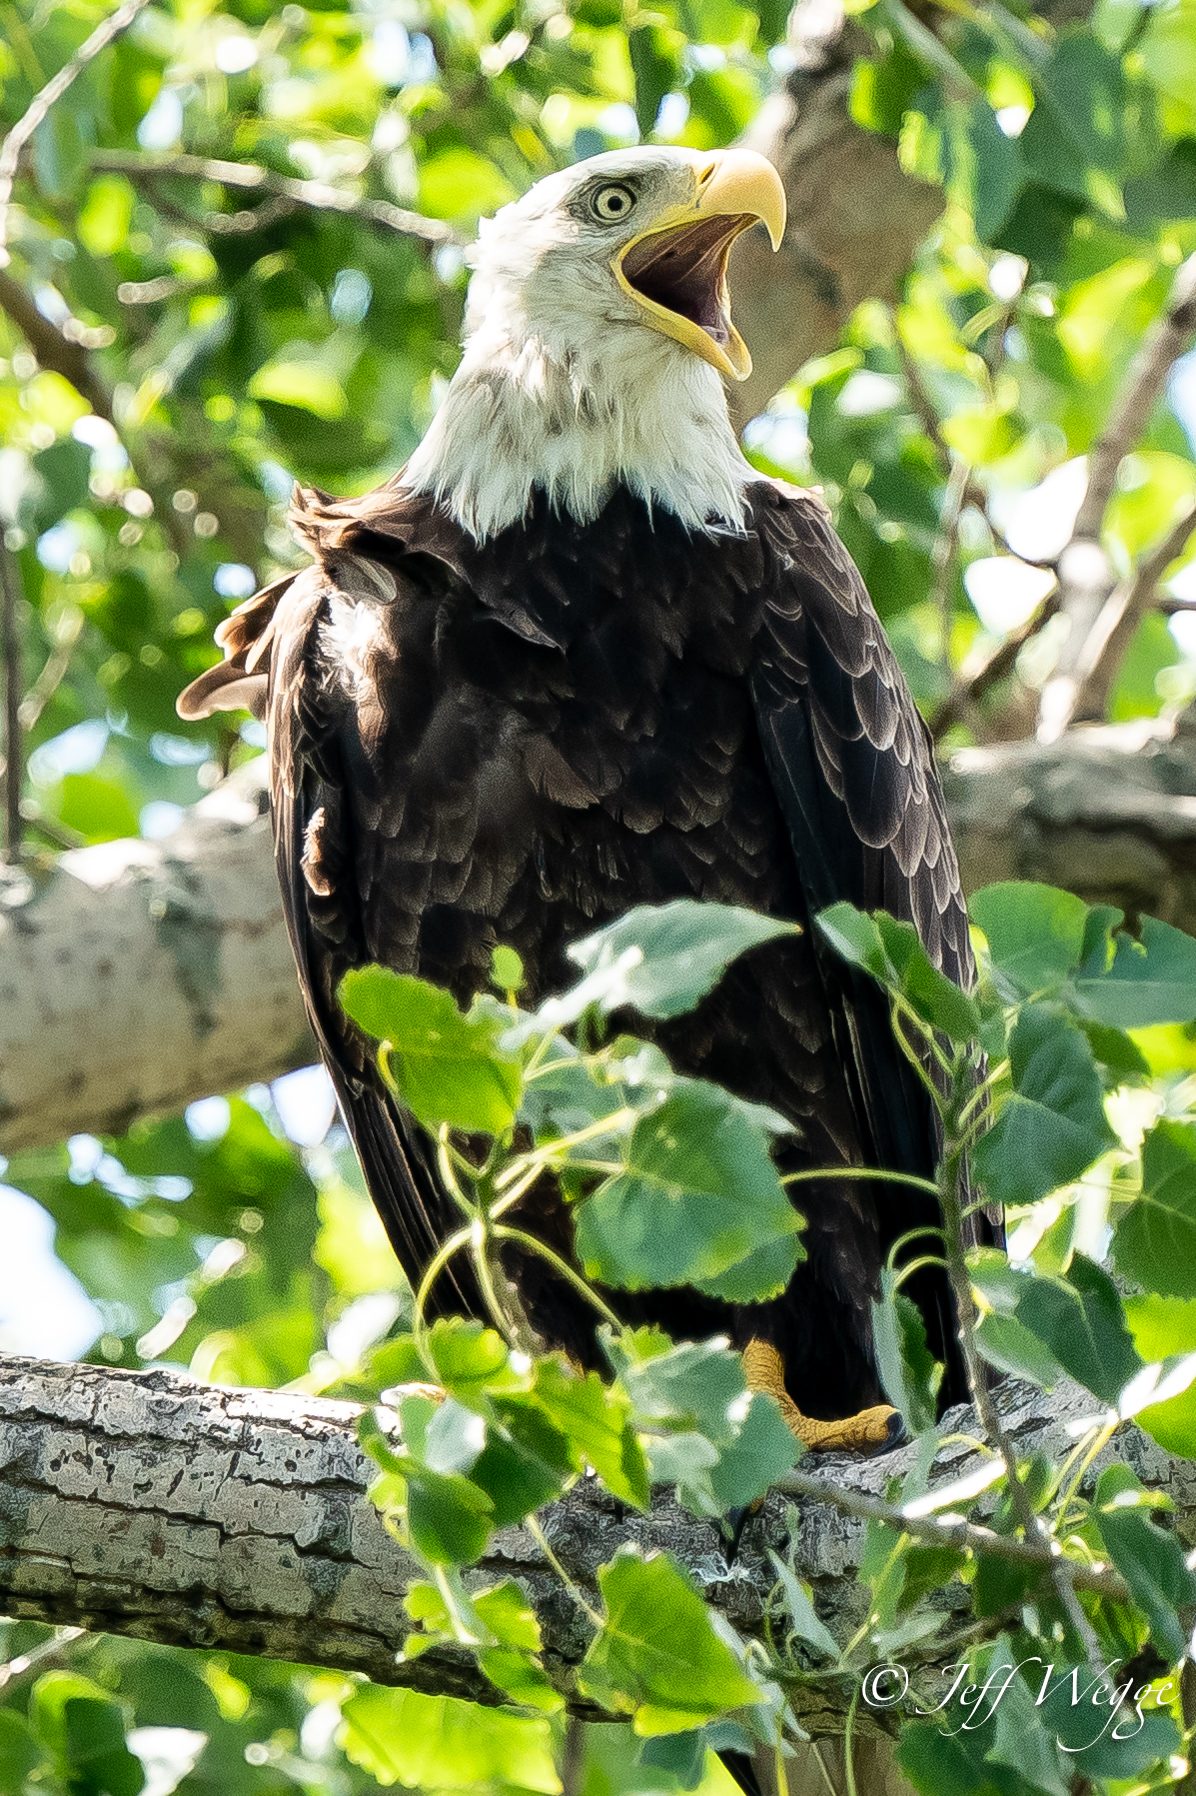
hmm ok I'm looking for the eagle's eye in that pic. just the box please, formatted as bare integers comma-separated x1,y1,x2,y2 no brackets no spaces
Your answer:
589,182,637,223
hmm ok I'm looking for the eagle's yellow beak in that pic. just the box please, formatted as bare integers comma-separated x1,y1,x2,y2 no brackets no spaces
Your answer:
613,149,786,381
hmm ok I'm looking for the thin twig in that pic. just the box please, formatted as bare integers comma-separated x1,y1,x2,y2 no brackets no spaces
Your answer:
775,1465,1127,1600
895,325,1060,728
1067,500,1196,724
929,454,970,670
0,538,22,863
1039,254,1196,741
0,1626,86,1696
0,0,156,264
18,603,84,737
92,149,465,247
931,587,1060,737
1072,256,1196,550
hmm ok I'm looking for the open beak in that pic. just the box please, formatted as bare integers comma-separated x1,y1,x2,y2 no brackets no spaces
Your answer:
613,148,785,381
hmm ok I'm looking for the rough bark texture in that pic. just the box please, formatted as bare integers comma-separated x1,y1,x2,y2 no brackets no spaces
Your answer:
0,766,312,1151
0,1354,1190,1721
730,5,942,427
3,722,1194,1152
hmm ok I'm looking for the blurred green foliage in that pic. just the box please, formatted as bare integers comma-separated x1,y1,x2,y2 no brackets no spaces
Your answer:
2,0,1196,1791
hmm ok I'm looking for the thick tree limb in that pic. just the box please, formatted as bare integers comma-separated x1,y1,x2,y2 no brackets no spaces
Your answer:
5,723,1196,1153
0,1354,1189,1722
0,765,312,1152
729,4,942,426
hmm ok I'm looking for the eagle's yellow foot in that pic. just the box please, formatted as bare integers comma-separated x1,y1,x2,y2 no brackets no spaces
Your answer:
743,1338,904,1454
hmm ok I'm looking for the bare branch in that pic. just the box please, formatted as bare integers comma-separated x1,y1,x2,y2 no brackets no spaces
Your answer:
1038,255,1196,741
775,1465,1127,1600
1066,501,1196,725
91,149,465,248
0,266,117,424
931,587,1060,738
1072,257,1196,550
0,0,156,265
0,1353,1187,1726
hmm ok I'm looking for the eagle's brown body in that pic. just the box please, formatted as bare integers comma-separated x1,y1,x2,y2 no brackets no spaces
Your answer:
184,472,993,1419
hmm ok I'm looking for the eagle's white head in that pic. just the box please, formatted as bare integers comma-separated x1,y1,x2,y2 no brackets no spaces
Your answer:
404,146,786,540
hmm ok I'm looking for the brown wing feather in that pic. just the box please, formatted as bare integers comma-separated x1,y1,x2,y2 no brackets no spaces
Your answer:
749,479,999,1249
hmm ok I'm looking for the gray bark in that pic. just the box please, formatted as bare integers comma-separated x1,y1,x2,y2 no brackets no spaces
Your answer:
3,722,1195,1153
0,1354,1190,1723
0,765,312,1151
731,4,942,426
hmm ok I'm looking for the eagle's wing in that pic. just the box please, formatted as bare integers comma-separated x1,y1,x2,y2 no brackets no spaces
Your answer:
177,502,478,1314
748,480,997,1255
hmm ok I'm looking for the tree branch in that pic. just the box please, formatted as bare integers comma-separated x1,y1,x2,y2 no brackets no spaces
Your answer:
729,6,943,426
90,150,465,248
0,0,155,266
1065,500,1196,725
0,266,117,424
0,1354,1188,1724
7,723,1196,1152
1038,255,1196,741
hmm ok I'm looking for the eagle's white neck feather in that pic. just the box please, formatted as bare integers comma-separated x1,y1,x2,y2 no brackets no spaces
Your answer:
404,302,753,541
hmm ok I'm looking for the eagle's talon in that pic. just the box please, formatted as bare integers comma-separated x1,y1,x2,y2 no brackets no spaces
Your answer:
743,1339,904,1455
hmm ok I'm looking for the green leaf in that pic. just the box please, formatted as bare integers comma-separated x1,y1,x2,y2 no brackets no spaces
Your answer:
898,1716,1004,1795
533,1358,651,1509
578,1549,762,1734
0,1712,46,1789
249,357,348,420
554,901,796,1023
872,1268,941,1434
1112,1120,1196,1297
59,1696,145,1796
55,772,141,845
1125,1294,1196,1456
1021,31,1129,204
1074,914,1196,1028
339,967,522,1135
423,1317,534,1405
341,1687,560,1792
1094,1465,1196,1662
574,1079,801,1298
467,1401,573,1526
984,1644,1070,1796
962,102,1023,242
767,1548,840,1662
403,1464,496,1565
973,1005,1115,1207
478,1647,563,1711
971,882,1089,999
629,24,681,136
1140,0,1196,107
703,1394,798,1512
490,943,525,993
1013,1255,1144,1406
818,904,979,1040
603,1330,781,1517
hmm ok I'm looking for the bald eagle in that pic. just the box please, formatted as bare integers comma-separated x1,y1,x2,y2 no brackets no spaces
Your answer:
181,145,994,1452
